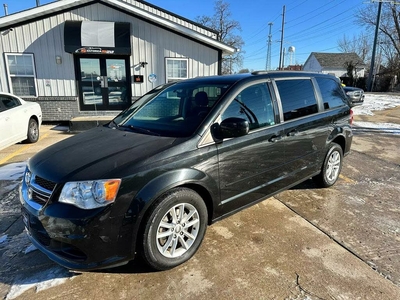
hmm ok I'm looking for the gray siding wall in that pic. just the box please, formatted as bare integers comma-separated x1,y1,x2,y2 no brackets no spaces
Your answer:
0,2,220,120
122,0,216,38
0,15,76,97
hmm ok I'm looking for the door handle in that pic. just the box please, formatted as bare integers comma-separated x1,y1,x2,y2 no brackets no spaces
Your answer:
287,129,298,137
269,134,282,143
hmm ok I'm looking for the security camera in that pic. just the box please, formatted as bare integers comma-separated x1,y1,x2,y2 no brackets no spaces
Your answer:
1,28,13,35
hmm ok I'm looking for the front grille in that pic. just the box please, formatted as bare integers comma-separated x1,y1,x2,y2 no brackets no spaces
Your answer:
31,189,50,205
25,172,57,207
34,175,57,191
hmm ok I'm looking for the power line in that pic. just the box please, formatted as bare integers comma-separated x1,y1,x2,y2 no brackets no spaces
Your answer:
285,9,355,40
285,0,348,30
242,0,367,70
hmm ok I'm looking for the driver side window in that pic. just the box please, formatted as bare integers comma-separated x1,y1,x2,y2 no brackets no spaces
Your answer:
222,83,275,130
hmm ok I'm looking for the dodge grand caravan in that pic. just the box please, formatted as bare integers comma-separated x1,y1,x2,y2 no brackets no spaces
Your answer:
20,71,353,271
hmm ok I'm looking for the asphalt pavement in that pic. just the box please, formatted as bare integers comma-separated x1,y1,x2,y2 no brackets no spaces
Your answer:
0,106,400,299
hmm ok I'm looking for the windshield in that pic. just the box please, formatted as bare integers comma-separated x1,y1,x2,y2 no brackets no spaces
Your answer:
112,81,232,137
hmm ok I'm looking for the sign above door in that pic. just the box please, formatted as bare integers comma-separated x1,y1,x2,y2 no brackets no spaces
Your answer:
64,21,131,55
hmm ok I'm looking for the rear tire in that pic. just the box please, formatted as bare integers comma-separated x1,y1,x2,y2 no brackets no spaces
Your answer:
26,118,39,143
141,187,208,270
313,143,343,188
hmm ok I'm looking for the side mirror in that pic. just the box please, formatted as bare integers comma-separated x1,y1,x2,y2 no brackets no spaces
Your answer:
211,117,249,142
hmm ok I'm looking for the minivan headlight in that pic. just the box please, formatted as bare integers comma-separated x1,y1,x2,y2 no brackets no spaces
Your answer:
59,179,121,209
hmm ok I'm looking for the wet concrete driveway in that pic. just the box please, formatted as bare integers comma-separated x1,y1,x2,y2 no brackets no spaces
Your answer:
1,106,400,299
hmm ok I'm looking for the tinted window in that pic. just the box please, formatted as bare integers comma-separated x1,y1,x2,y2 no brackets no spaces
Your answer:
0,95,20,112
275,79,318,121
222,83,275,130
316,77,348,109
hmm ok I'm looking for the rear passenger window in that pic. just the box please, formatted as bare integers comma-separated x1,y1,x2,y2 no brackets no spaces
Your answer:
275,79,318,121
0,96,20,112
315,77,348,109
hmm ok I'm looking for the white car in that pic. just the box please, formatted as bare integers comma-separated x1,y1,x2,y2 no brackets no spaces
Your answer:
0,92,42,151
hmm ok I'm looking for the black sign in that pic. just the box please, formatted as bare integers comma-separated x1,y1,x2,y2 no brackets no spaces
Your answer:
64,21,131,55
134,75,144,83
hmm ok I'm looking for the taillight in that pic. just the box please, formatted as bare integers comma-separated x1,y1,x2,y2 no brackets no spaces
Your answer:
349,109,354,125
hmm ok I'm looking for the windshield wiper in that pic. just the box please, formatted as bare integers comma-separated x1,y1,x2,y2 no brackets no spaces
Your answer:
118,124,160,136
108,120,119,129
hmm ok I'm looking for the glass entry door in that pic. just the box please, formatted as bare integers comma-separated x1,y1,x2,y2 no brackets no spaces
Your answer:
77,57,131,111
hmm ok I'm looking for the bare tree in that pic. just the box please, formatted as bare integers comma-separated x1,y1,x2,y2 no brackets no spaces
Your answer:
196,0,244,74
357,2,400,73
344,61,361,86
238,68,250,73
337,33,371,62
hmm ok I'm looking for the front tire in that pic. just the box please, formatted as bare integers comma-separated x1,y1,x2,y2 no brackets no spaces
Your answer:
313,143,343,188
26,118,39,143
142,187,208,270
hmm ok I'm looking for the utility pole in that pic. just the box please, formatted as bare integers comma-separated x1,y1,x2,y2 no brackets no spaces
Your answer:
266,22,273,70
367,0,399,91
367,1,383,92
278,5,286,70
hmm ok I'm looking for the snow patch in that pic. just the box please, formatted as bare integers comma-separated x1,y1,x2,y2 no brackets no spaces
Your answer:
352,93,400,116
0,162,26,181
353,121,400,130
6,267,72,300
0,234,7,244
24,244,37,254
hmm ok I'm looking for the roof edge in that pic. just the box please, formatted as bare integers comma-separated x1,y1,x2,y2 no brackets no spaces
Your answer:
0,0,236,54
139,0,218,35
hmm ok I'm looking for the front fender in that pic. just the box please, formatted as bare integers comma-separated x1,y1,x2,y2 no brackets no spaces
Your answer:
127,167,219,253
137,168,214,205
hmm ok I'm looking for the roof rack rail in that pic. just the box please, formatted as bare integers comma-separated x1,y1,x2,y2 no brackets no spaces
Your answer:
251,71,269,75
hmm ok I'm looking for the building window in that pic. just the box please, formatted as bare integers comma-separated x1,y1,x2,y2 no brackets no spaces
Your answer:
165,58,188,83
5,53,37,97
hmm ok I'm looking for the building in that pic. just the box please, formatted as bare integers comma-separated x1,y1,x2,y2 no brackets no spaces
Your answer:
303,52,366,84
0,0,236,121
283,65,302,71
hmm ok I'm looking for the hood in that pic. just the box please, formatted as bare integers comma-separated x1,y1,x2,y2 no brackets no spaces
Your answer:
29,126,177,182
343,86,363,92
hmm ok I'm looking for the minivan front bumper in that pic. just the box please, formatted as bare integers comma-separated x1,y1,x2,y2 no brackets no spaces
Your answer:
19,170,136,270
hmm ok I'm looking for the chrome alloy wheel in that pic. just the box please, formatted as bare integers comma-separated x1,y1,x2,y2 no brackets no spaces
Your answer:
325,150,341,182
156,203,200,258
27,119,39,143
29,123,39,140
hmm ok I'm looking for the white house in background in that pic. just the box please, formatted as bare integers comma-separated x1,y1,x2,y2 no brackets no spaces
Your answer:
303,52,366,81
0,0,236,121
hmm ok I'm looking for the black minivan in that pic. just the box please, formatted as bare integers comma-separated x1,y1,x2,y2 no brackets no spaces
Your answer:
20,71,353,271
